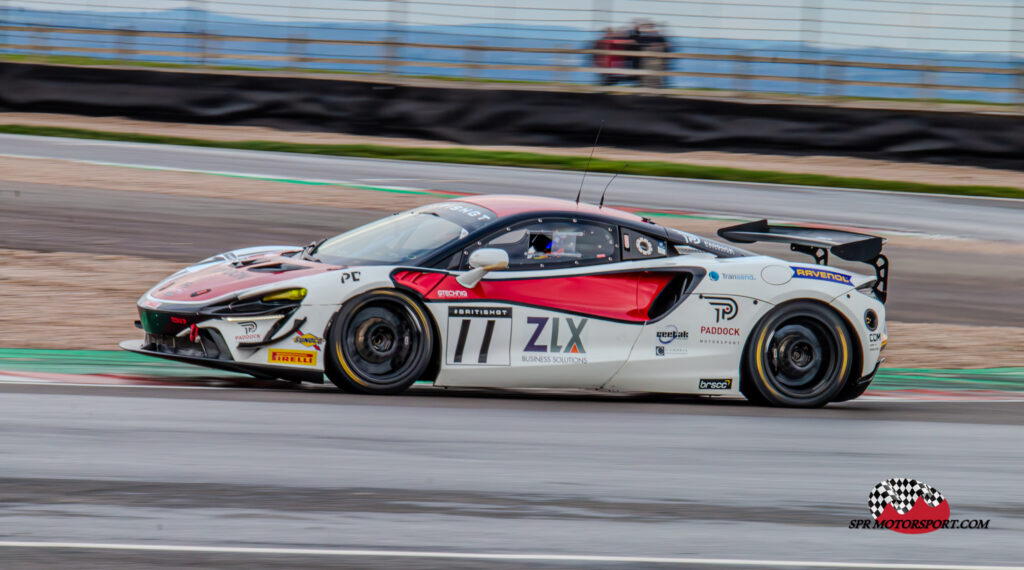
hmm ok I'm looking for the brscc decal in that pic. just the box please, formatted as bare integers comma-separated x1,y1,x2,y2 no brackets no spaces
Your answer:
268,349,318,367
791,266,853,285
699,379,732,390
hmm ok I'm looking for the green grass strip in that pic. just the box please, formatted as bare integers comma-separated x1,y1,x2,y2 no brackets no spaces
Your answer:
2,124,1022,199
0,348,243,377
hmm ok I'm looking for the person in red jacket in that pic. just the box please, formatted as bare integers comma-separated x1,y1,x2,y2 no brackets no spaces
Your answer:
592,28,633,85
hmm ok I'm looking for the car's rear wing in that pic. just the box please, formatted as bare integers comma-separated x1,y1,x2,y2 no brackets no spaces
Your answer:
717,219,889,303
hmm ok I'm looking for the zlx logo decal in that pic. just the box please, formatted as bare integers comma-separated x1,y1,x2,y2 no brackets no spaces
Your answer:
524,317,587,354
700,294,739,323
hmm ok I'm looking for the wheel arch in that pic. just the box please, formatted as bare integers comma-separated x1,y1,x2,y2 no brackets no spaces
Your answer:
330,286,444,383
738,297,863,401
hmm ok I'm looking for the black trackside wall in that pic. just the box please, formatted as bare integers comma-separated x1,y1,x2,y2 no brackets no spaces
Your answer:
1,62,1022,170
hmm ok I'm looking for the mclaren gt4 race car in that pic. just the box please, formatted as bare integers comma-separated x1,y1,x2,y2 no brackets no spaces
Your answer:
122,195,889,407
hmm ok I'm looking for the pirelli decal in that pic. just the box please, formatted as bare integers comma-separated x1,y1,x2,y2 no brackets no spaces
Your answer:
268,349,318,367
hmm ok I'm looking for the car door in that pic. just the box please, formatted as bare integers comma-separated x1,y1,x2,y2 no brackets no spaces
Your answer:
428,217,646,389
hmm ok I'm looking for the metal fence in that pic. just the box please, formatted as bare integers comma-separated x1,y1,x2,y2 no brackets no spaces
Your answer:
1,0,1023,104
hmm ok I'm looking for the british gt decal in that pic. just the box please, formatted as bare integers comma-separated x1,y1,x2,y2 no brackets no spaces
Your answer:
446,306,512,366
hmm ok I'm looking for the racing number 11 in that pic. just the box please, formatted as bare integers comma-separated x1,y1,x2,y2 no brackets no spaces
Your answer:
446,306,512,366
453,319,495,363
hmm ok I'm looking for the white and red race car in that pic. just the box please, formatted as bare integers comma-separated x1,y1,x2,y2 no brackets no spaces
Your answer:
122,194,888,407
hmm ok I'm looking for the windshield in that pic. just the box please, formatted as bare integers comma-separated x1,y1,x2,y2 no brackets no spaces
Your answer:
313,202,496,266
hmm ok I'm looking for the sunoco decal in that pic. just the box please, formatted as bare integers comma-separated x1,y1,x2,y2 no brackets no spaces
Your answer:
791,266,852,285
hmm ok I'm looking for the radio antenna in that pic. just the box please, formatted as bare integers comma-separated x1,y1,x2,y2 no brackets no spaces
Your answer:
575,121,604,205
598,163,628,209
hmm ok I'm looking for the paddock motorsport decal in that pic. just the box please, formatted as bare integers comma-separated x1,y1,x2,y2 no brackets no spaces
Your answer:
791,266,853,285
700,295,738,323
848,478,989,534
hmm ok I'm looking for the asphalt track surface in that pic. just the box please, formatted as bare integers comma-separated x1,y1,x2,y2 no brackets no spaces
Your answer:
2,133,1023,242
1,382,1022,569
2,134,1024,568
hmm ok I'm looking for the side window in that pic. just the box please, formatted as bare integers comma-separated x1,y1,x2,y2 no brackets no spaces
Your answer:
469,219,619,270
621,228,668,261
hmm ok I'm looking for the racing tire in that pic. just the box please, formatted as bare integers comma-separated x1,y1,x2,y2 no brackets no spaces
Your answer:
832,375,873,403
742,301,853,408
326,289,435,395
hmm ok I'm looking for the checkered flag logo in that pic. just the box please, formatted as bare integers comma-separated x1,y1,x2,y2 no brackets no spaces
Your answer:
868,478,945,519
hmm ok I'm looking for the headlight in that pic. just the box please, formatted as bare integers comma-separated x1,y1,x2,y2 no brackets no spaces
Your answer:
262,288,307,302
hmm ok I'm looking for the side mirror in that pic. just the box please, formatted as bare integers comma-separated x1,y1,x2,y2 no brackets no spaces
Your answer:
456,248,509,289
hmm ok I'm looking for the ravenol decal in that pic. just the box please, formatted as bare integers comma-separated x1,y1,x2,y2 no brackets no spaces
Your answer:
791,267,853,285
268,349,318,367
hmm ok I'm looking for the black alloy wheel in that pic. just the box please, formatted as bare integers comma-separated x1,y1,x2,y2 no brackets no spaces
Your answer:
742,301,854,408
326,289,434,394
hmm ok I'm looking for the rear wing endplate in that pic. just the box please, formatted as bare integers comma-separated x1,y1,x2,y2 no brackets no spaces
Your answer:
718,219,889,303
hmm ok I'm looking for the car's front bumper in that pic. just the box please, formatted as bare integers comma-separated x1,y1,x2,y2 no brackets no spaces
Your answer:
120,340,324,384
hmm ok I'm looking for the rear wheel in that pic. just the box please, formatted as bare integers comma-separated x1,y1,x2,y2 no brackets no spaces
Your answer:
742,301,853,408
326,289,434,395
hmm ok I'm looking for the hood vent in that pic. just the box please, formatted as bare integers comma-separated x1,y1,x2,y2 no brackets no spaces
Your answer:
247,263,309,273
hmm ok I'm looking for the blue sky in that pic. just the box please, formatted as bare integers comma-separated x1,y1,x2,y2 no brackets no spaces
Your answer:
10,0,1022,54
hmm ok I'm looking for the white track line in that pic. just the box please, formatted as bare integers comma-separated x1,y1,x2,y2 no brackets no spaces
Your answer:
0,542,1018,569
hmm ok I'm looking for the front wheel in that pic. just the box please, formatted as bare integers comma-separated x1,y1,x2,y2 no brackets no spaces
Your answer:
326,289,435,395
742,301,853,408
